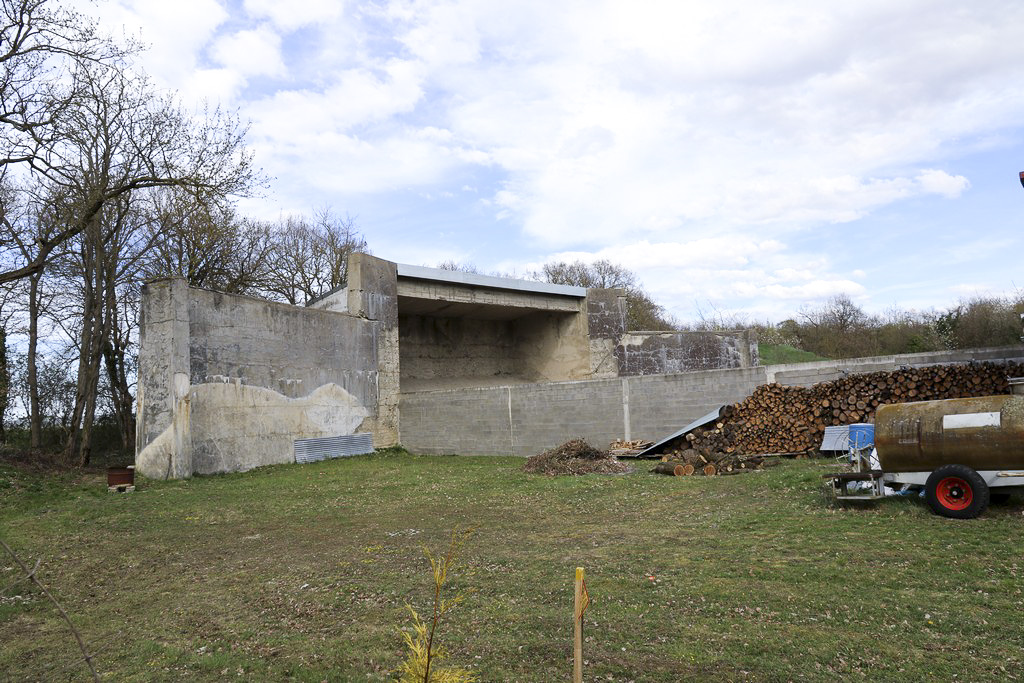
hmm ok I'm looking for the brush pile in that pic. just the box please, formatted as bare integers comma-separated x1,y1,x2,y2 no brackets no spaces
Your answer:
659,361,1024,458
524,438,632,476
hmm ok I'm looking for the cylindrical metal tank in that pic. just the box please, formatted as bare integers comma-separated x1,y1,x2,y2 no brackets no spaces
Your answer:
875,394,1024,472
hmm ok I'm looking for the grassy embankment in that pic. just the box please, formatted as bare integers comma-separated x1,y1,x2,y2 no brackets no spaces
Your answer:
2,451,1023,682
758,344,829,366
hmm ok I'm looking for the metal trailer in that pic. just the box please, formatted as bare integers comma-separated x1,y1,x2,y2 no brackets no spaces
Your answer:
829,377,1024,519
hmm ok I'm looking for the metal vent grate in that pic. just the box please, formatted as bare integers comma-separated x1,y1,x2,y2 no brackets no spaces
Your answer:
294,433,374,464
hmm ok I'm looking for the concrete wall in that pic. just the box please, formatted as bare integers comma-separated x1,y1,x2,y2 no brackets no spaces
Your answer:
187,288,379,404
400,345,1024,456
136,277,389,478
585,288,758,377
586,288,627,379
514,308,592,383
345,254,401,445
399,315,518,383
401,367,766,456
398,309,591,390
397,278,582,313
135,278,192,479
616,330,758,375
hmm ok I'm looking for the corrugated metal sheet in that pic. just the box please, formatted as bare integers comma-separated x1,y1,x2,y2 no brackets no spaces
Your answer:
294,433,374,464
634,406,727,458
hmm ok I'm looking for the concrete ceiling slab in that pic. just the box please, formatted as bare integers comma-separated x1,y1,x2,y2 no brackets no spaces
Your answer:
397,296,543,320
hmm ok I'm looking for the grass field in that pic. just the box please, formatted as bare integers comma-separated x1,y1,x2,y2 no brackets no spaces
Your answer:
3,450,1024,682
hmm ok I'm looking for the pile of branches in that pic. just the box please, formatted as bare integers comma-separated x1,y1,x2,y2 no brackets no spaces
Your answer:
523,439,632,476
660,361,1024,457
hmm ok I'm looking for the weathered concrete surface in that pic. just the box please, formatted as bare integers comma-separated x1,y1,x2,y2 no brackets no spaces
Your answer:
397,279,582,314
343,254,400,445
135,372,192,479
399,315,518,384
308,287,348,312
188,382,370,474
398,308,591,389
586,288,627,379
514,308,592,382
137,382,370,477
188,287,379,406
136,279,192,479
394,266,592,391
136,277,388,478
616,330,758,375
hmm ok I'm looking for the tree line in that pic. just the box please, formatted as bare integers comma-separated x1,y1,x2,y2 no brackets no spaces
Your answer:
0,0,367,464
683,293,1024,362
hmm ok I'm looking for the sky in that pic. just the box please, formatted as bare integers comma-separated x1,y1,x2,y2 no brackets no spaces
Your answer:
93,0,1024,324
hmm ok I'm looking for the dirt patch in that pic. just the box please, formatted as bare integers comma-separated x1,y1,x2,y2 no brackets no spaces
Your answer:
523,438,633,476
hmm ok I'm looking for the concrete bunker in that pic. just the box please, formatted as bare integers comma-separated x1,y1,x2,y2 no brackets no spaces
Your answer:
136,253,760,478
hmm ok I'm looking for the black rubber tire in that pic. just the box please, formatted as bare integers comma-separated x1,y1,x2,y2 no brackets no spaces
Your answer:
925,465,989,519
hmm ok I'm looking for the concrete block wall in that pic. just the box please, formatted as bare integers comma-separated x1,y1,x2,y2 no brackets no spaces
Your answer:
625,368,767,438
401,366,765,456
401,346,1024,457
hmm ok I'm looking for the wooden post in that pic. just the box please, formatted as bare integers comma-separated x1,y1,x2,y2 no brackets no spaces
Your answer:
574,567,584,683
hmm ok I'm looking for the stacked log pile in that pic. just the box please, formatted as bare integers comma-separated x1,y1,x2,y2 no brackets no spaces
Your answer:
658,360,1024,459
652,452,781,477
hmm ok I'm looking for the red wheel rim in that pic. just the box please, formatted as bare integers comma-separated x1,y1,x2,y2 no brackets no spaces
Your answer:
936,476,973,510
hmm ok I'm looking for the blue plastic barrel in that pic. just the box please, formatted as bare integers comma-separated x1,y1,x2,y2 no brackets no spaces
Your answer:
848,423,874,450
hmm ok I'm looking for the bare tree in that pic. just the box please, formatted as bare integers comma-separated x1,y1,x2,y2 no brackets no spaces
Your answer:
40,61,258,465
0,0,134,281
796,294,880,359
0,0,259,285
536,259,674,330
141,188,275,295
435,260,478,273
261,209,368,305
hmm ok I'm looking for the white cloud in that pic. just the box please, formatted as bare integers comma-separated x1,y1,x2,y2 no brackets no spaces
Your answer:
916,169,970,198
87,0,1024,319
211,26,286,79
243,0,343,31
99,0,229,101
519,235,871,321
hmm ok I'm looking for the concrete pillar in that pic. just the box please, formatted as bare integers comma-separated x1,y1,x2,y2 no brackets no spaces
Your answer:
346,253,400,446
586,288,628,378
135,277,193,479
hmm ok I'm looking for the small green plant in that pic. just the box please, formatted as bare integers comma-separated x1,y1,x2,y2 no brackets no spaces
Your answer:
395,527,477,683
